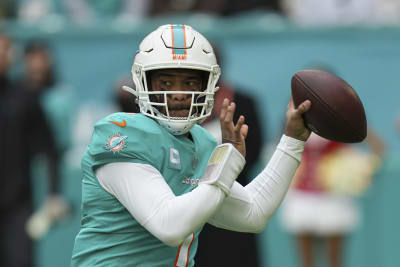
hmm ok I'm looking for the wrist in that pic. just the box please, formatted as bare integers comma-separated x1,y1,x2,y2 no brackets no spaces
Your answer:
278,135,306,162
200,143,245,195
284,130,310,142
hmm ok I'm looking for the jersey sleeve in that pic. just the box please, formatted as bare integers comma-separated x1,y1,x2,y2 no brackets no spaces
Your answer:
87,113,163,169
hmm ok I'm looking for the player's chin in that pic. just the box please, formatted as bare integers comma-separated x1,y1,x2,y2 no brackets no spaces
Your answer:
168,109,192,118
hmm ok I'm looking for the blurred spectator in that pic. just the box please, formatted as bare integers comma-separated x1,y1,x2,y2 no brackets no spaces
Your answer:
149,0,282,16
64,0,150,23
17,0,61,22
16,40,74,154
0,33,65,267
17,0,150,23
195,43,265,267
0,0,16,19
281,0,400,25
15,40,71,240
149,0,225,16
220,0,282,16
374,0,400,24
279,130,384,267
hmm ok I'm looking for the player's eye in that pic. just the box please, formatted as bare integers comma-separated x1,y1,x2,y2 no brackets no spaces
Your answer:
161,80,172,87
186,80,200,88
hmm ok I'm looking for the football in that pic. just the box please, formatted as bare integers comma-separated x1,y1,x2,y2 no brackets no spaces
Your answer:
291,69,367,143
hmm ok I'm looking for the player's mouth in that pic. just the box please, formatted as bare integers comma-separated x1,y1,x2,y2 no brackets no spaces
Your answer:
168,108,192,118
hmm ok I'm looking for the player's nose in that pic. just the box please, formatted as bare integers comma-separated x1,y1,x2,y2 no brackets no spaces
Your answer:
169,82,188,101
170,93,187,101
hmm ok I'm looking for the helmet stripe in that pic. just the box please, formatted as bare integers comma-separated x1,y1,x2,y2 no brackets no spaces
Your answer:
182,24,187,55
171,24,186,56
170,24,175,55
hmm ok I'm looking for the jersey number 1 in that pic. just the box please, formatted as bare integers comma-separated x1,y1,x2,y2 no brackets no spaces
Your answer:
174,233,195,267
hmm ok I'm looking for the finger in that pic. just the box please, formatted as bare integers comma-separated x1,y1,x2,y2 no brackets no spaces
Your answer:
219,98,230,121
240,124,249,140
234,115,245,134
224,102,236,124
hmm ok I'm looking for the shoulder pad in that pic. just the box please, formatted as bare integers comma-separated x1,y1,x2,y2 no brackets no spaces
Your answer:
87,113,166,167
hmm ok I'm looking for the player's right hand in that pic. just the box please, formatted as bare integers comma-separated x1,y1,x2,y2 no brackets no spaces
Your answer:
285,97,312,142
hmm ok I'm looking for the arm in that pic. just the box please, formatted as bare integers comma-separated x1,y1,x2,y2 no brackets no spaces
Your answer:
212,97,311,232
96,146,243,247
207,135,304,232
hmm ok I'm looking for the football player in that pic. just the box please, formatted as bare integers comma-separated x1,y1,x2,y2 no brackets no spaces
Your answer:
71,24,311,267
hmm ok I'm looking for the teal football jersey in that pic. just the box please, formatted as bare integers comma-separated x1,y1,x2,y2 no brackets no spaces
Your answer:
71,113,217,267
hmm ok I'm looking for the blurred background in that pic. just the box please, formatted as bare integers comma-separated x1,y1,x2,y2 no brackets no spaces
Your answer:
1,0,400,267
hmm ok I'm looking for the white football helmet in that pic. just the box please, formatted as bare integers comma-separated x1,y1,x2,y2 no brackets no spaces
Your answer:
123,24,221,135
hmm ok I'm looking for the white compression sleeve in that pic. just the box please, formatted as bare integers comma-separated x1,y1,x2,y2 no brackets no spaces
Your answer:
96,162,225,247
207,135,305,232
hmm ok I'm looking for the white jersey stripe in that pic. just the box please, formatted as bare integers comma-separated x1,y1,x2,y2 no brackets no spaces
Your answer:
174,233,195,267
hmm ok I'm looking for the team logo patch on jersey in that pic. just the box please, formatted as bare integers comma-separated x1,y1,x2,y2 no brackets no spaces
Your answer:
169,148,181,170
104,133,128,153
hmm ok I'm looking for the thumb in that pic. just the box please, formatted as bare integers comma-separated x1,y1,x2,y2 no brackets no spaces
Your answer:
296,100,312,116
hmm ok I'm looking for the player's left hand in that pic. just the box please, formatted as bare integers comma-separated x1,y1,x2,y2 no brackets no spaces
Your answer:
220,98,248,158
